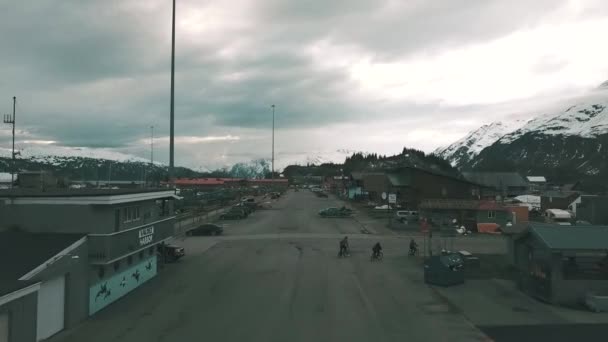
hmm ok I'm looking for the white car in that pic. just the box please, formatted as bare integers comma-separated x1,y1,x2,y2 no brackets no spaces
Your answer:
395,210,419,222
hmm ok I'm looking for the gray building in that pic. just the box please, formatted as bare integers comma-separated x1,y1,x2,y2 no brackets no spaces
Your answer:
0,188,179,340
0,232,86,342
462,172,528,198
512,224,608,306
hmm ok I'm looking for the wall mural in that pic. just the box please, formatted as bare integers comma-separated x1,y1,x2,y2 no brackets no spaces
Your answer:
89,256,157,315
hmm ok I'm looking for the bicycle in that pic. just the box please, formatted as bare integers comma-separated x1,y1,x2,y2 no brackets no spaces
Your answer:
370,250,383,261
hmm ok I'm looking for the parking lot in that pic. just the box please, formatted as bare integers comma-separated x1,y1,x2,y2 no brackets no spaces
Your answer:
50,190,608,342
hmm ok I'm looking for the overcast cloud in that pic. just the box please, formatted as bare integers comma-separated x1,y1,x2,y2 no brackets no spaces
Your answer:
1,0,608,169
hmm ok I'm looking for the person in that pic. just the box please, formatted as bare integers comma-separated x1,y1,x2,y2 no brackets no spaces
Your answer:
372,242,382,259
339,236,349,256
409,238,418,255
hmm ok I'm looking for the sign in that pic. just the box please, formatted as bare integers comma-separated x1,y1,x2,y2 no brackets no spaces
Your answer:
138,226,154,246
388,193,397,204
381,192,387,200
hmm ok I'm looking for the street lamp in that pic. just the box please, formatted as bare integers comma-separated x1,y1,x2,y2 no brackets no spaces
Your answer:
2,97,16,188
168,0,176,182
271,104,275,182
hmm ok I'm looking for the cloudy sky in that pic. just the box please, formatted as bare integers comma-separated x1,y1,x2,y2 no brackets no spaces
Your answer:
1,0,608,170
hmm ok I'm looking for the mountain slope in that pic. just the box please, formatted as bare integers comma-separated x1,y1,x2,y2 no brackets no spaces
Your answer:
434,120,526,166
465,90,608,187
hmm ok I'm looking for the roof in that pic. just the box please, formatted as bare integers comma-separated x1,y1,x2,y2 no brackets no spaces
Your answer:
527,176,547,183
387,173,411,187
0,189,179,205
173,178,225,186
462,172,528,189
351,172,364,181
542,191,579,199
0,232,85,296
526,224,608,250
248,179,288,183
419,199,506,210
546,208,572,219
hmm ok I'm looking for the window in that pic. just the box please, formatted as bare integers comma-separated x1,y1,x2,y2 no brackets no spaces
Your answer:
149,247,154,256
97,266,105,279
488,211,496,218
122,206,141,223
139,251,144,260
127,255,133,266
113,261,120,272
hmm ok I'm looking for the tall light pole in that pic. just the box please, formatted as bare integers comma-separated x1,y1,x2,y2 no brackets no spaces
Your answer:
168,0,176,182
3,97,16,188
150,125,154,165
271,104,275,182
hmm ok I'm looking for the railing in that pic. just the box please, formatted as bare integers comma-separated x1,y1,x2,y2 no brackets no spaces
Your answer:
88,217,175,264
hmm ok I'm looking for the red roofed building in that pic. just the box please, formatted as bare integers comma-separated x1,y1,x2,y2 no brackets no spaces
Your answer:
419,199,528,233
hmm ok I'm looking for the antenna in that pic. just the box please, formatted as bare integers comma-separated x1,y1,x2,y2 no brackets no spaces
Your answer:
3,97,16,188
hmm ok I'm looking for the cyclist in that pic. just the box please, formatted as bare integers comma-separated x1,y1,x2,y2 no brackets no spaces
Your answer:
372,242,382,259
339,236,349,256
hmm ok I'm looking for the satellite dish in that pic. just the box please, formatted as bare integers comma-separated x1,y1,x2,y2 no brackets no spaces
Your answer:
381,192,387,200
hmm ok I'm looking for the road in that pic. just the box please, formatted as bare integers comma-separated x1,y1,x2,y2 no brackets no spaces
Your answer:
53,191,491,342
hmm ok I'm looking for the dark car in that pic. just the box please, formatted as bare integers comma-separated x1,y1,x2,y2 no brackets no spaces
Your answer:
220,208,247,219
158,243,185,262
187,223,223,236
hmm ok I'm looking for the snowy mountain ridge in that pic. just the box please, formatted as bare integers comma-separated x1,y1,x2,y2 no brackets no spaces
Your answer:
436,84,608,168
0,144,151,165
434,120,527,166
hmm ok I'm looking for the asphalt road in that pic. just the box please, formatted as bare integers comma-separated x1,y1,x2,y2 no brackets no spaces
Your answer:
52,191,490,342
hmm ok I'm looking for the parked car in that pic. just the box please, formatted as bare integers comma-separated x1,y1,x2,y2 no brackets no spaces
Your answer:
395,210,419,223
234,203,254,215
158,243,185,262
316,192,329,198
373,204,394,210
220,208,247,220
187,223,223,236
319,207,352,217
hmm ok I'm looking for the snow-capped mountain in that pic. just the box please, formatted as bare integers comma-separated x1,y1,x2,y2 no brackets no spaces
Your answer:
0,145,150,165
447,84,608,188
498,93,608,144
434,120,526,166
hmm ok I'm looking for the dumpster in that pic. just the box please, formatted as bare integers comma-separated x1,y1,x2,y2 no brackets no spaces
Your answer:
424,253,465,286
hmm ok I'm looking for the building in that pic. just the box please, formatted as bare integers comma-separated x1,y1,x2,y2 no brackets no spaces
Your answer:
171,178,227,190
512,224,608,306
569,195,608,225
462,172,528,198
18,171,59,189
0,188,179,338
526,176,547,193
0,232,87,342
360,167,482,208
419,199,528,232
540,191,579,212
0,173,13,189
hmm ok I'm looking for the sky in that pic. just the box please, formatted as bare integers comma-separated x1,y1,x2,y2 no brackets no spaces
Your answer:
1,0,608,170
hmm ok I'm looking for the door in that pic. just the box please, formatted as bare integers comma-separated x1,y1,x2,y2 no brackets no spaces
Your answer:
37,275,65,341
0,313,8,342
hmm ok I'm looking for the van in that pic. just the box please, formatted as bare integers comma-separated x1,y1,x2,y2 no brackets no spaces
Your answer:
395,210,419,223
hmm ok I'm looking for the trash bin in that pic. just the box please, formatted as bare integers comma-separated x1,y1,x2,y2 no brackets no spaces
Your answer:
424,253,465,286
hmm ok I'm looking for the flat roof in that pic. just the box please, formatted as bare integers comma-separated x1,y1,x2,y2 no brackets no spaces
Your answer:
524,224,608,250
0,188,172,197
0,188,180,205
0,232,85,296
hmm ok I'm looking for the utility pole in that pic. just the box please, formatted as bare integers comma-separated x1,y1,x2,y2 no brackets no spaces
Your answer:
108,163,112,188
149,125,154,188
3,97,16,188
168,0,176,182
271,104,275,182
151,125,154,165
